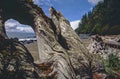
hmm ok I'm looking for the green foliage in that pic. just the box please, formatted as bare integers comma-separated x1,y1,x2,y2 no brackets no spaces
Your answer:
104,53,120,76
75,0,120,35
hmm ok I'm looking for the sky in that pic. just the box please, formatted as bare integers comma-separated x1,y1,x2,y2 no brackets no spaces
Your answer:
5,0,103,33
34,0,95,21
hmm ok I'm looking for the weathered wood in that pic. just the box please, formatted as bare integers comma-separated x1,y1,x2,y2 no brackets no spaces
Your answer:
104,39,120,49
0,1,79,79
0,0,92,79
50,7,89,69
0,15,7,38
33,7,77,79
88,35,120,54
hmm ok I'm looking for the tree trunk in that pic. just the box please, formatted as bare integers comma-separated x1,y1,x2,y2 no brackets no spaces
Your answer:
33,7,76,79
0,1,90,79
0,15,7,39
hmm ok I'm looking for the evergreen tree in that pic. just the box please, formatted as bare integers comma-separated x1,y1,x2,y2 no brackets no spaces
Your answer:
75,0,120,35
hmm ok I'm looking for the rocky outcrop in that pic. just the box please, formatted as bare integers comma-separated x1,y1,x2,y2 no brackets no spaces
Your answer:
0,0,90,79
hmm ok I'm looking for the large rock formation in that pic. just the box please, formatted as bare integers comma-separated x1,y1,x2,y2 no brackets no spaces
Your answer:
0,0,90,79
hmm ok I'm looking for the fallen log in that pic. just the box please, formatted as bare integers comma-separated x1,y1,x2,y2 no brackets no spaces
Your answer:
104,39,120,49
92,35,120,49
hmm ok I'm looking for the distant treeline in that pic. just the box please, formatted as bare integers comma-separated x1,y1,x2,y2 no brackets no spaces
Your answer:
75,0,120,35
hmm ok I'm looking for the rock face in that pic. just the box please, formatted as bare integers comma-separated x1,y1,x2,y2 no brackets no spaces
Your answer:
0,0,89,79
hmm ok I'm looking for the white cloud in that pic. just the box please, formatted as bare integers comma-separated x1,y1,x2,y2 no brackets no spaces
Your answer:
33,0,54,7
16,26,34,33
33,0,40,5
5,22,17,27
5,19,34,33
88,0,103,4
5,18,80,33
70,20,80,30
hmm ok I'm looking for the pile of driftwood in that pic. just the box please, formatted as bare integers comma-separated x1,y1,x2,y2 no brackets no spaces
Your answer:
88,35,120,54
104,38,120,49
95,35,120,49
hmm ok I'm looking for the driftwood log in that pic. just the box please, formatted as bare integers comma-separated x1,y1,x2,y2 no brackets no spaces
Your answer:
104,39,120,49
0,0,89,79
88,35,120,54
